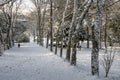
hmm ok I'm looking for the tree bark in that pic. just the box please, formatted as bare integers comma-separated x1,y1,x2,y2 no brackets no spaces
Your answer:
50,0,53,52
68,0,78,64
0,41,3,56
91,0,103,76
41,5,47,47
59,0,69,57
55,40,58,55
32,0,43,46
71,0,93,64
46,33,49,48
0,0,13,6
66,0,78,62
0,28,4,56
87,26,89,48
71,43,77,65
85,15,90,48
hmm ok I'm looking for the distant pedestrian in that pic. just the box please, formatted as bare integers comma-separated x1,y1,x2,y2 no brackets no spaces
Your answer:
18,43,20,48
79,45,81,50
77,42,82,50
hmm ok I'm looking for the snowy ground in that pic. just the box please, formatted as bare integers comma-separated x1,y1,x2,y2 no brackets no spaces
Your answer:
0,42,120,80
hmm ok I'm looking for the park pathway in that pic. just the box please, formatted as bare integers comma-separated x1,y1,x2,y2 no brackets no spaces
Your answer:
0,42,92,80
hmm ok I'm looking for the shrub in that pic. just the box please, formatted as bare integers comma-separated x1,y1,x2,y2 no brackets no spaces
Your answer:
102,47,116,77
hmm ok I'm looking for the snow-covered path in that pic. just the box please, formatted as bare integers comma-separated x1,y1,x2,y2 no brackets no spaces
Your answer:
0,43,93,80
0,42,120,80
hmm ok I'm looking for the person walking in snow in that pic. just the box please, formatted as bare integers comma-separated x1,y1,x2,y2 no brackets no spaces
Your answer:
18,43,20,48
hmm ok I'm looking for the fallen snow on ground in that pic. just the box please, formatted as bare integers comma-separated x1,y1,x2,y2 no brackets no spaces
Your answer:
0,42,120,80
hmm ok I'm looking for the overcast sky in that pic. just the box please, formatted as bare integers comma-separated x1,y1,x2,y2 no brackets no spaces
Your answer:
20,0,35,15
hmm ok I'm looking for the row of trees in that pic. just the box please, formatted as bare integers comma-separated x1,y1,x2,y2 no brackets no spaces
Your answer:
30,0,120,77
0,0,119,77
0,0,26,55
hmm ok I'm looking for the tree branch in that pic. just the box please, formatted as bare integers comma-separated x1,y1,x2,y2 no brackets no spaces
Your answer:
107,0,120,7
0,0,13,6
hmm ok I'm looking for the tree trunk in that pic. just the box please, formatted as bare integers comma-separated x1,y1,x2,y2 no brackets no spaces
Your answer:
104,7,109,51
66,39,71,61
0,29,4,56
85,15,90,48
59,0,69,57
69,0,78,65
46,33,49,48
99,28,102,49
70,0,93,64
50,0,53,52
66,0,78,62
91,0,103,76
71,43,77,65
87,26,89,48
36,5,43,46
7,17,12,49
60,40,63,57
41,5,47,47
55,40,58,55
91,25,99,76
0,41,3,56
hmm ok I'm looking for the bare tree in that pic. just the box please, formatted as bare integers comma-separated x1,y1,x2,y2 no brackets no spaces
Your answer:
102,47,116,77
72,0,92,65
1,0,16,49
59,0,69,56
12,0,23,46
49,0,53,51
31,0,44,46
66,0,78,64
0,0,22,55
41,4,47,46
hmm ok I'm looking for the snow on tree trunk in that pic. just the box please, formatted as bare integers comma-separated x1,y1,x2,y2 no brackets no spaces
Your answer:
55,29,59,55
104,3,109,52
32,0,43,46
41,6,47,47
54,23,61,55
68,0,78,64
66,0,78,62
0,0,12,6
71,0,93,65
59,0,69,57
7,16,12,49
85,15,90,48
91,0,103,76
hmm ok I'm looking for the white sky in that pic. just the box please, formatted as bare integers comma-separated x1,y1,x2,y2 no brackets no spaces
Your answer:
20,0,35,15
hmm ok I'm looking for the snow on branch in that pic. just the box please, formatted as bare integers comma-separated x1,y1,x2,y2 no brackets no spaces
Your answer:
0,0,13,6
102,47,116,77
73,0,93,41
107,0,120,7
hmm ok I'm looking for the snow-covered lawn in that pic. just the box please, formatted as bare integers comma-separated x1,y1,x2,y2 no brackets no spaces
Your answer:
0,42,120,80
